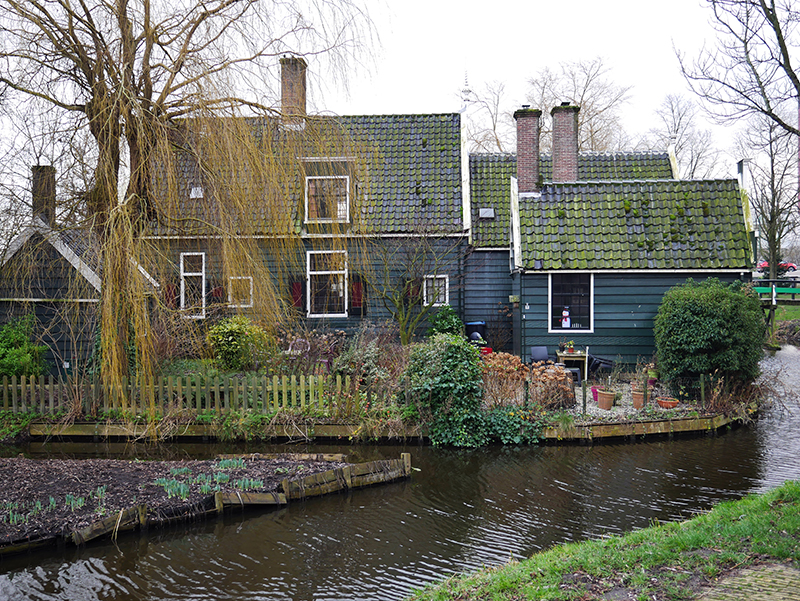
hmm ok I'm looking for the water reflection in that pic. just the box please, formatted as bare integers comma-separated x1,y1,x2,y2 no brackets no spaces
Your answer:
1,347,799,600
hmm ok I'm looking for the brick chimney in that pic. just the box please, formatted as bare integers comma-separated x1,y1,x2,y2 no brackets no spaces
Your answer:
32,165,56,227
551,104,580,182
513,107,542,194
280,55,307,120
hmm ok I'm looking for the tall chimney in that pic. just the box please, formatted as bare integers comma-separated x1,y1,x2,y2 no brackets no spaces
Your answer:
513,107,542,194
32,165,56,227
551,104,580,182
280,55,307,120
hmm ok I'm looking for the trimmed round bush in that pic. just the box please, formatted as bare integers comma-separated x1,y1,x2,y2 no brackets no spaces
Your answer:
654,279,765,385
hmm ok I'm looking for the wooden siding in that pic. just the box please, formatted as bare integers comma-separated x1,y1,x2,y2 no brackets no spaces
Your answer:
519,272,749,365
157,237,468,341
0,233,99,376
464,250,513,351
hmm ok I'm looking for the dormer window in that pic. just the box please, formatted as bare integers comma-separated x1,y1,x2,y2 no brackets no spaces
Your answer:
303,159,351,223
306,176,349,221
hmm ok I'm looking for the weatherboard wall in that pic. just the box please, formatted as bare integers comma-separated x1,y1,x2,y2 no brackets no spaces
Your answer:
463,249,513,351
518,271,749,365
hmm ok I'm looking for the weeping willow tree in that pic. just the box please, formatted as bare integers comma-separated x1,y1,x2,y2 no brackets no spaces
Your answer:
0,0,374,412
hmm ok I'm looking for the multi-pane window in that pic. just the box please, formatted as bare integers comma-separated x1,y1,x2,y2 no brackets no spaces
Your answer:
424,274,449,307
228,276,253,309
550,273,592,332
307,250,348,317
306,176,349,222
180,252,206,319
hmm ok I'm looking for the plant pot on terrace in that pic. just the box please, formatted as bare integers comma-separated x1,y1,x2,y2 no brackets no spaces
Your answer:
596,388,615,411
631,389,648,409
656,397,679,409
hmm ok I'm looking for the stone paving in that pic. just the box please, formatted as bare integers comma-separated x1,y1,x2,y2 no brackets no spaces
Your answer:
698,563,800,600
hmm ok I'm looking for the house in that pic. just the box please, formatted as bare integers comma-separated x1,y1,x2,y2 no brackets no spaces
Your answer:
145,57,469,338
489,105,753,363
466,141,676,352
0,166,102,374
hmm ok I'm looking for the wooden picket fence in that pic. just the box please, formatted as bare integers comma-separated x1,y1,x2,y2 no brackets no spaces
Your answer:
0,374,389,416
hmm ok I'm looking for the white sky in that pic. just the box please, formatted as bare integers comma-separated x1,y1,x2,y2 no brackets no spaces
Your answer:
315,0,742,173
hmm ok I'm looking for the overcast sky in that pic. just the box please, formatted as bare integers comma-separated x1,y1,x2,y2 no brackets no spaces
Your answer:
315,0,741,172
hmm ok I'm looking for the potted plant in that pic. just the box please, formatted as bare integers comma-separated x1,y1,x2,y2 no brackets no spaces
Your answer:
595,386,615,410
558,338,566,352
656,397,679,409
565,340,575,353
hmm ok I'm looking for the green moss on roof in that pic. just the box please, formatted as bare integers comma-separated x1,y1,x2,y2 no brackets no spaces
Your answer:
519,180,751,271
470,151,674,247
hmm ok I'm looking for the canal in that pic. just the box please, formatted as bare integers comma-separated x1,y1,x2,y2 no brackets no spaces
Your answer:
1,346,799,600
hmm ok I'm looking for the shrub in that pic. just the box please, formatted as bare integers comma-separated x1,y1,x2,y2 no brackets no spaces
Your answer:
528,361,575,409
405,333,483,446
481,352,527,408
207,316,271,371
426,304,464,337
0,315,49,378
654,279,765,387
333,326,389,389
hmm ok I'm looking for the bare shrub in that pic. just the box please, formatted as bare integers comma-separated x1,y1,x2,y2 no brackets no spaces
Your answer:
528,361,575,410
481,352,527,409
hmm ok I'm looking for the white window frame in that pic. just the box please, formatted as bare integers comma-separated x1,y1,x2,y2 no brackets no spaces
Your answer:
180,252,206,319
307,250,348,318
228,276,254,309
547,273,594,333
305,175,350,223
423,274,449,307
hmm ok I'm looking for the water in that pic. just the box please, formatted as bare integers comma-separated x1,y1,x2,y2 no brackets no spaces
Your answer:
1,347,799,600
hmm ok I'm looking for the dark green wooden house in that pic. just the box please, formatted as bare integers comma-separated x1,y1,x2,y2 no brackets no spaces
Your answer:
145,57,468,338
502,106,753,363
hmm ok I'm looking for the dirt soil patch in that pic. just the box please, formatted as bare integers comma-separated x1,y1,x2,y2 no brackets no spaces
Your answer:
0,455,347,547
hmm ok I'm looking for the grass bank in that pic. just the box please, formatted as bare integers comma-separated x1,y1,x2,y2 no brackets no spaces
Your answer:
409,481,800,600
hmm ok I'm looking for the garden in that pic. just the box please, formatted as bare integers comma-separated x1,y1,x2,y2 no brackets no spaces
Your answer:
0,279,769,447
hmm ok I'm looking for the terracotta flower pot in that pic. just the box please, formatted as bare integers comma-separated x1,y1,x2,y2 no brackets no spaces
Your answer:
596,389,614,410
631,389,645,409
657,397,679,409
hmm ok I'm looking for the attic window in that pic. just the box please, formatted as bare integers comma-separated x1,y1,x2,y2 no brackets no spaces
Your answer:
189,187,203,199
478,207,496,220
303,159,351,224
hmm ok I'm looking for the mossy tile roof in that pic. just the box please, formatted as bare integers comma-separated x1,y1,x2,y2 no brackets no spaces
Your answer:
518,180,751,270
470,151,674,247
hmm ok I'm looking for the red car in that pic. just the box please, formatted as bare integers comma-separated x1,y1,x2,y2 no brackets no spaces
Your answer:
757,260,798,272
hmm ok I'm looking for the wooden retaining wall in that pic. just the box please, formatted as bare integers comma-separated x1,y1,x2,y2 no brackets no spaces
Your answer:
0,453,411,557
28,412,746,443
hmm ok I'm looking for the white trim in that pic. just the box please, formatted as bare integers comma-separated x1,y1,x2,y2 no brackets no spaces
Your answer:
180,252,206,319
461,115,472,244
305,175,350,223
510,177,522,270
423,274,449,307
228,276,254,308
306,249,348,318
300,156,355,162
143,232,468,241
547,273,594,334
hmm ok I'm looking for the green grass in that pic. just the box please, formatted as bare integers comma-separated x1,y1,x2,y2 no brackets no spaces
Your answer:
409,481,800,601
776,305,800,322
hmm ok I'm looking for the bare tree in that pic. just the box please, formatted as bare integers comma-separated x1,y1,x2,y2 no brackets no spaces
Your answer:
364,231,466,345
0,1,373,397
679,0,800,137
738,113,799,279
461,80,515,153
643,94,722,179
526,57,632,152
0,0,373,232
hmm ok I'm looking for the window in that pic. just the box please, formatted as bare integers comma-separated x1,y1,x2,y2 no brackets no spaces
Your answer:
180,252,206,319
228,276,253,308
306,176,349,222
303,159,351,223
307,250,348,317
424,275,449,307
549,273,593,332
